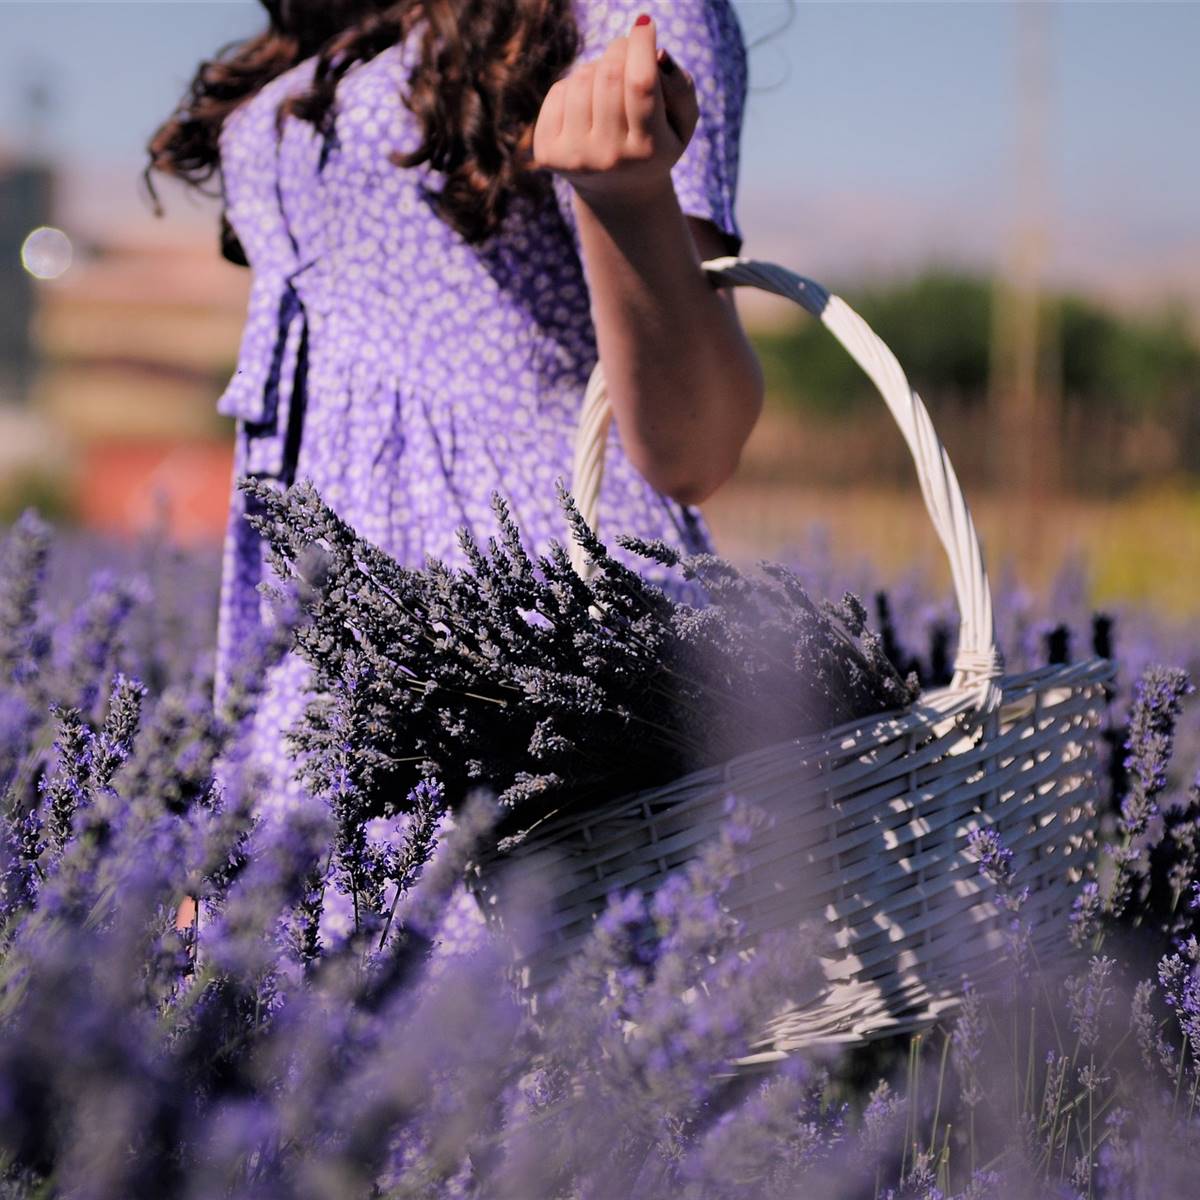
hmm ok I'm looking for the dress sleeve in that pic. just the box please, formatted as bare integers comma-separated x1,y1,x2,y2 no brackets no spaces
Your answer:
549,0,749,263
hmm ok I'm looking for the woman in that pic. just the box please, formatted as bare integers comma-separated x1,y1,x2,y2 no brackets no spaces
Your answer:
146,0,764,939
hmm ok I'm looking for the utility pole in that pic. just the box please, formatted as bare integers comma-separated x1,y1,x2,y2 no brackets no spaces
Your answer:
989,1,1061,577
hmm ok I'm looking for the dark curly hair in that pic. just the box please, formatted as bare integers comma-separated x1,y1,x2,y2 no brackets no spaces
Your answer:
144,0,583,263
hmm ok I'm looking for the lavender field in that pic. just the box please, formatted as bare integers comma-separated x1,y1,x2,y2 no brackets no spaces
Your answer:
1,484,1199,1200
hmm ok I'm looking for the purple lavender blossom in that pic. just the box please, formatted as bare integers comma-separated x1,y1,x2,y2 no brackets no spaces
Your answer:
3,510,1200,1199
1123,667,1194,800
1130,977,1178,1086
1064,954,1116,1051
951,976,987,1110
966,825,1033,983
1157,937,1200,1054
1101,665,1195,923
52,567,145,719
967,827,1014,889
1068,880,1102,949
0,509,53,693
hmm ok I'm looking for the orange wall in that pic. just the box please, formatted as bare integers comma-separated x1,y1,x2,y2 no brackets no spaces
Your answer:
77,439,234,543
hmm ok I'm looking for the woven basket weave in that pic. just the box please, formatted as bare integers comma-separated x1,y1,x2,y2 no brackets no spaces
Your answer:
464,258,1113,1060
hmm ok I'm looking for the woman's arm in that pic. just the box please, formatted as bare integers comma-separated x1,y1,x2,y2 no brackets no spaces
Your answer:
570,182,764,506
529,11,764,508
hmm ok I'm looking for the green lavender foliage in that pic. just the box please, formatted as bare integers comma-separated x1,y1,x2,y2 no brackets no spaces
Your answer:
240,476,920,831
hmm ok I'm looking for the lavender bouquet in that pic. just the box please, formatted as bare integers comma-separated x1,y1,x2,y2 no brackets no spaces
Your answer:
240,476,919,838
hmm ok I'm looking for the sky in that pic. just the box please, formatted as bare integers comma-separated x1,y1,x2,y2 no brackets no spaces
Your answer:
1,0,1197,308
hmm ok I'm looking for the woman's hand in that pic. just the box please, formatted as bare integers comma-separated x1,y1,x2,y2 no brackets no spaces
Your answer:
523,14,700,207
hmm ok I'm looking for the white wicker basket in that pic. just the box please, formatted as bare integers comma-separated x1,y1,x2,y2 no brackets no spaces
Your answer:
464,258,1113,1061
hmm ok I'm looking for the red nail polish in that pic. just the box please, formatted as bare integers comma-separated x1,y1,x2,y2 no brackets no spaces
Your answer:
634,13,651,26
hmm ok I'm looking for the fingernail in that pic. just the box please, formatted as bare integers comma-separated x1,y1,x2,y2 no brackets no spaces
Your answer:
658,47,677,75
634,13,651,27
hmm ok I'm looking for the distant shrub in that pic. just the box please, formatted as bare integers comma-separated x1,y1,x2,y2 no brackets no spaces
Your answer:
754,268,1200,427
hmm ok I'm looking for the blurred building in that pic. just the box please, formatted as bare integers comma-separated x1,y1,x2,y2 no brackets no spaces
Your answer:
0,71,247,537
0,153,52,404
30,221,248,541
0,146,64,510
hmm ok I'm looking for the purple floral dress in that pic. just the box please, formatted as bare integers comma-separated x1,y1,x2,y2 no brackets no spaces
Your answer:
213,0,748,948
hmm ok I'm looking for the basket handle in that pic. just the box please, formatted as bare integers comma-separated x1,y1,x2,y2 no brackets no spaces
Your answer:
565,256,1004,715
